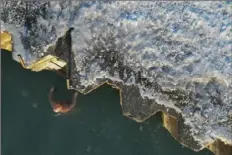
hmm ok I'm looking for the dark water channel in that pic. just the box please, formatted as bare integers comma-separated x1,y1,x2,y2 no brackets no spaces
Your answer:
1,51,212,155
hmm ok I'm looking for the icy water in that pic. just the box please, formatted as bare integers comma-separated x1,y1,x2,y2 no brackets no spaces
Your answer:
2,51,213,155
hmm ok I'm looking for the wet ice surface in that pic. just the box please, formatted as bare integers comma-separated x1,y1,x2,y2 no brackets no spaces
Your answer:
1,1,232,150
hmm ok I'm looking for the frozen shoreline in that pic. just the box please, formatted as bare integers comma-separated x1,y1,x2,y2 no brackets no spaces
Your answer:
1,1,232,151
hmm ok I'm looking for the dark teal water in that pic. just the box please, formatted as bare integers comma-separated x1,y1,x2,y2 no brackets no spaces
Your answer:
2,51,213,155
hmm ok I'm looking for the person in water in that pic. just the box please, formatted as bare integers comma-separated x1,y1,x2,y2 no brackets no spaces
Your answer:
49,86,78,113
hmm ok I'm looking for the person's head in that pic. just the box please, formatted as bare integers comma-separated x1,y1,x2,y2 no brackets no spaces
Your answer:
53,104,62,113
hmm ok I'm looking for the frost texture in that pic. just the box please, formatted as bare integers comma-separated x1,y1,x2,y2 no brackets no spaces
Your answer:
1,1,232,149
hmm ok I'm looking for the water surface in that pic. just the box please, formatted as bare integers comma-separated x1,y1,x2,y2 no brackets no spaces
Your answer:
2,51,213,155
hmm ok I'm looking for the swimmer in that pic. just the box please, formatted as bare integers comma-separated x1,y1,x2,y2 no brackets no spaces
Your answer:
49,86,78,114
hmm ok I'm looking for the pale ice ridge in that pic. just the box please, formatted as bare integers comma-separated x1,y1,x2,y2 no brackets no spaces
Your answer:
66,1,231,84
1,22,37,65
67,1,232,146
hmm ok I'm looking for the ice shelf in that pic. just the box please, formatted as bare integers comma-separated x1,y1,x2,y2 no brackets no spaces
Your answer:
1,1,232,153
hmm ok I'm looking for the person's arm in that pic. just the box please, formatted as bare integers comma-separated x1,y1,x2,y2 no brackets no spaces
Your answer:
49,86,56,108
69,91,78,109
